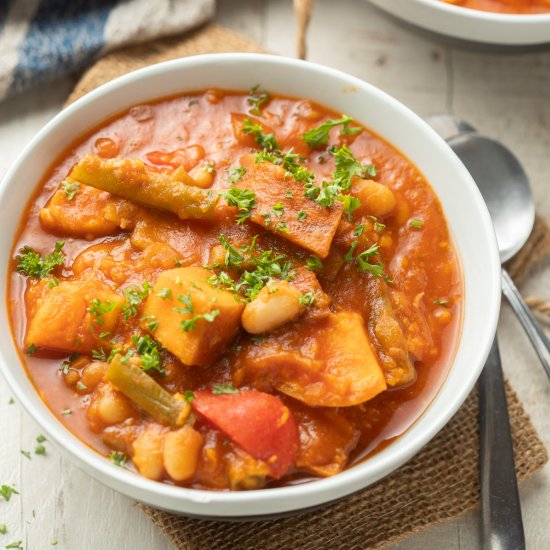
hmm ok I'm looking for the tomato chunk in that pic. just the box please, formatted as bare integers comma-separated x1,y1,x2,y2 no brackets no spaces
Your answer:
192,390,298,478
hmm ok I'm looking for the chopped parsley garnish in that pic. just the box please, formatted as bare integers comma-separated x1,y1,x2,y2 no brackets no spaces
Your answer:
208,236,297,301
242,118,278,151
285,189,294,198
26,344,37,355
36,435,46,443
5,540,23,549
20,450,31,460
299,291,316,306
272,202,284,217
247,84,270,116
256,149,315,185
301,115,361,149
121,282,152,319
8,398,14,405
180,309,220,332
212,383,239,395
224,187,257,224
91,348,107,361
344,241,360,262
132,334,163,375
35,444,46,455
109,451,127,467
16,241,64,279
76,381,87,392
434,298,449,307
157,287,172,300
340,195,361,220
306,255,323,271
47,277,59,288
61,180,80,200
410,219,425,229
228,167,247,183
0,485,19,502
87,299,116,326
0,524,6,535
374,221,386,232
174,293,194,314
297,210,307,221
184,390,195,403
141,315,158,332
354,224,365,237
61,409,72,416
356,244,384,278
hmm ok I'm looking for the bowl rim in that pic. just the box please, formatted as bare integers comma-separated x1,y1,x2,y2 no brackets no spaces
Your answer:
415,0,550,21
0,52,501,517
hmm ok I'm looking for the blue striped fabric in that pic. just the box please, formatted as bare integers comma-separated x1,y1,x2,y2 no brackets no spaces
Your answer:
0,0,214,101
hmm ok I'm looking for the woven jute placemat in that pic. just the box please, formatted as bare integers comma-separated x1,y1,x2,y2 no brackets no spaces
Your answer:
67,24,550,550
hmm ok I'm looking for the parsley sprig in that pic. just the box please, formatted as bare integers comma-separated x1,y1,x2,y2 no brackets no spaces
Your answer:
241,118,278,150
247,84,270,116
16,241,64,279
224,188,257,224
121,282,152,320
301,115,361,149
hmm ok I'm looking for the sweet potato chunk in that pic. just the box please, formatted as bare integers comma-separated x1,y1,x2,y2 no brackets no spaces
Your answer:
237,312,387,407
40,183,138,239
142,267,244,366
26,280,123,353
236,155,343,258
70,154,218,220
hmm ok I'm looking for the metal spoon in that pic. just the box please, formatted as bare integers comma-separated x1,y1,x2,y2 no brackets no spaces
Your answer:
427,115,526,550
426,115,550,380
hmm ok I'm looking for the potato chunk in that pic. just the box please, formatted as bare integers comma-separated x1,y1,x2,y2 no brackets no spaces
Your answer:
25,280,123,353
40,183,138,239
237,312,387,407
142,267,244,366
235,155,343,258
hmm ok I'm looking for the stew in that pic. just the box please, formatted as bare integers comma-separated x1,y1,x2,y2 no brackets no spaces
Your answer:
442,0,550,14
8,88,462,490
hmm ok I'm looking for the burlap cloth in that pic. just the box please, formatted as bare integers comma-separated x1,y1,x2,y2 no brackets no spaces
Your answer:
67,25,550,550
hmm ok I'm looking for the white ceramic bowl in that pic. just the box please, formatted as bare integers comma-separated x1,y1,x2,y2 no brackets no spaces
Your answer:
368,0,550,45
0,53,501,518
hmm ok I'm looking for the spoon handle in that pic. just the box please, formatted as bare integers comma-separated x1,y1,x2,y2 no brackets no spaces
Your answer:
479,337,525,550
501,269,550,380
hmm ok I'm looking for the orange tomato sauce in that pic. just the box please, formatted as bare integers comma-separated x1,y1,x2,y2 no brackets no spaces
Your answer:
442,0,550,14
8,89,462,490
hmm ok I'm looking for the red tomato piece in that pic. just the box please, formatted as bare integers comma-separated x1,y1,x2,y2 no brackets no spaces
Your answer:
192,390,299,478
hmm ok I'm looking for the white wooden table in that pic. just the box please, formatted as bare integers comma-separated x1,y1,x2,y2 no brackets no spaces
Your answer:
1,1,549,548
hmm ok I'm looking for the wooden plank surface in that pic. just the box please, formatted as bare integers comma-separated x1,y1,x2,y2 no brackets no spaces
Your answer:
0,0,549,548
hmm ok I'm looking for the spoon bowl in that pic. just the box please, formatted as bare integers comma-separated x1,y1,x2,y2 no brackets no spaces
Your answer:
446,133,535,263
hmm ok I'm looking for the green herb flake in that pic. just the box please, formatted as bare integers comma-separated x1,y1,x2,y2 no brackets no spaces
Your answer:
184,390,195,403
91,348,107,361
374,222,386,232
109,451,127,468
212,383,239,395
272,202,284,217
20,450,31,460
141,315,159,332
34,444,46,456
433,298,449,307
409,219,425,229
121,282,152,320
247,84,270,116
356,243,385,278
297,210,307,221
5,540,23,549
180,309,220,332
299,291,316,306
301,115,361,149
0,485,19,502
306,255,323,272
228,167,246,184
25,344,37,355
354,224,365,237
132,334,164,375
224,187,257,225
8,398,14,405
87,299,117,326
16,241,64,280
285,188,294,199
157,288,172,300
0,524,6,535
344,241,359,262
36,435,46,443
241,118,278,151
61,180,80,201
61,409,72,416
